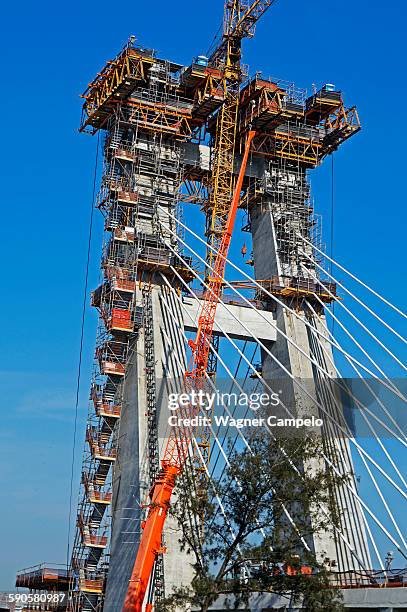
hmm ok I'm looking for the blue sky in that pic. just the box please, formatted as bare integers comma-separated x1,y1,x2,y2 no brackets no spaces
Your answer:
0,0,406,590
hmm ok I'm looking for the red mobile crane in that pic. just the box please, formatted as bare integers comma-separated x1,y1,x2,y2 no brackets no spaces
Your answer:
123,130,256,611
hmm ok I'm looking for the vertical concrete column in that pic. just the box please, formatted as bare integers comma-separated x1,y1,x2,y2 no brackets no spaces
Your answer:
104,119,194,607
104,281,194,610
250,186,371,572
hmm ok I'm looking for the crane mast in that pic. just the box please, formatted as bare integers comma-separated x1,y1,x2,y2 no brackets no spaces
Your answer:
206,0,279,270
206,0,278,268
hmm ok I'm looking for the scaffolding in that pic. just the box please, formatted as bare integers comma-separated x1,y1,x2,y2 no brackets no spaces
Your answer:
69,48,203,611
237,76,360,165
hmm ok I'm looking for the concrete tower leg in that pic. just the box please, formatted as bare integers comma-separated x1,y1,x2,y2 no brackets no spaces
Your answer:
250,180,372,572
102,90,195,608
104,280,194,610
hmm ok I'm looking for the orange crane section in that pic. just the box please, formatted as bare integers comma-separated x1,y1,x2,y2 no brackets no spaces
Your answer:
188,130,256,378
123,130,256,612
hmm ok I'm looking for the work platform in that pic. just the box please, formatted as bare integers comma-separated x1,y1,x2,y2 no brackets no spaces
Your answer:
12,566,407,611
207,588,407,611
207,570,407,610
15,564,69,592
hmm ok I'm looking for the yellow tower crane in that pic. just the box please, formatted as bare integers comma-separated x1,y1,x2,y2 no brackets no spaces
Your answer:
194,0,278,489
206,0,278,266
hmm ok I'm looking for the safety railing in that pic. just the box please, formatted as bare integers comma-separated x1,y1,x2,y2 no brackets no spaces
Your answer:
330,569,407,589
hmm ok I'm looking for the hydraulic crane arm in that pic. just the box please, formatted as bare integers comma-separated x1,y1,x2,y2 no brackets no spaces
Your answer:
188,130,256,376
123,130,256,612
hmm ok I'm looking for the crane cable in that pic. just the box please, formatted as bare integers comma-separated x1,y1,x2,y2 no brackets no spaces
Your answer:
66,133,100,569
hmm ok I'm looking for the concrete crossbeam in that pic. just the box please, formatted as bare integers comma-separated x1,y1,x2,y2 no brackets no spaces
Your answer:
182,296,277,343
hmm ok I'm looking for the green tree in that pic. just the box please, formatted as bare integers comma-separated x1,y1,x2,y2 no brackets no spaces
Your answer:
157,433,346,612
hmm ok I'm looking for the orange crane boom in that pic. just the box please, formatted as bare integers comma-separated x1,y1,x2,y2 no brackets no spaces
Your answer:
123,130,256,612
188,129,256,378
